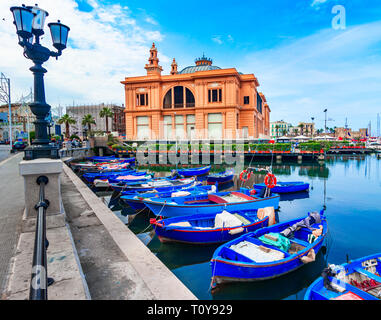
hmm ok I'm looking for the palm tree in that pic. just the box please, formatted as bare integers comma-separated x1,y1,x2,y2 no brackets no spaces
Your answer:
82,114,96,135
57,114,76,139
99,107,113,133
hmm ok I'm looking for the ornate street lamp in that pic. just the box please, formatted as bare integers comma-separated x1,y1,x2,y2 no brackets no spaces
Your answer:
10,4,70,160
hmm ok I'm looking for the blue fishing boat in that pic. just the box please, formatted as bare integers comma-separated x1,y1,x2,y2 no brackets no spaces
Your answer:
304,253,381,300
110,177,198,193
121,185,216,210
82,170,146,184
150,209,270,245
210,210,327,286
206,169,235,185
87,156,135,164
176,165,211,177
143,188,280,217
254,181,309,193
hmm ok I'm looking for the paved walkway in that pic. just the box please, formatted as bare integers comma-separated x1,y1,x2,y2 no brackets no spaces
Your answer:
0,153,25,296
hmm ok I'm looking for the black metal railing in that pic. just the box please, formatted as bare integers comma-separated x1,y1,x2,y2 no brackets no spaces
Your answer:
29,175,53,300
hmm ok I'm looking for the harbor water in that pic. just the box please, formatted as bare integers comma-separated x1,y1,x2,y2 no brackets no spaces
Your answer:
101,154,381,300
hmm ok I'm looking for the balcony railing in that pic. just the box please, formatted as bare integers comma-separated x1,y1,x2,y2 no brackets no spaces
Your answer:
163,103,195,109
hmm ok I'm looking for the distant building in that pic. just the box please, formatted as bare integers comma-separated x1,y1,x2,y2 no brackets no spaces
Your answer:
0,103,35,141
66,103,125,137
335,127,368,139
297,122,315,136
121,43,271,141
270,121,291,138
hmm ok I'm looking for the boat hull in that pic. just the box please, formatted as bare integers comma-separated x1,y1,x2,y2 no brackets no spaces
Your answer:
144,194,280,217
207,174,234,184
304,253,381,300
254,182,309,193
152,212,269,245
177,165,211,177
210,212,327,284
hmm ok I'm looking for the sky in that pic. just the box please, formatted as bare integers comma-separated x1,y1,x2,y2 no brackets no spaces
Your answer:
1,0,381,131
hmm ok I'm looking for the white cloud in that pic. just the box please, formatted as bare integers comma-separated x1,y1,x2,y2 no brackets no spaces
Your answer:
212,35,223,45
145,16,158,25
0,0,166,108
311,0,329,8
239,21,381,130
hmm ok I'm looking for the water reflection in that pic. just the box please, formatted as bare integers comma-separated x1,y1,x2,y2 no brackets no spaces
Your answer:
211,250,328,300
148,239,221,270
95,154,381,300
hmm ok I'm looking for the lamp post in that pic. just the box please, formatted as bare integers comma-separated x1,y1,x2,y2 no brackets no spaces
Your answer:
10,4,70,160
323,109,327,140
311,117,315,138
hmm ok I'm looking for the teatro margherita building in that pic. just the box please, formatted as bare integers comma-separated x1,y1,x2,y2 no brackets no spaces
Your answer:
121,43,270,141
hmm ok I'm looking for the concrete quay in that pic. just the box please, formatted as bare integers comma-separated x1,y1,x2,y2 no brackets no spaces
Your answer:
0,152,196,300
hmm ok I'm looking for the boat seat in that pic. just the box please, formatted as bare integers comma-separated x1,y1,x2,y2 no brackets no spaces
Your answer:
354,267,381,283
229,241,285,263
289,237,310,247
230,192,255,201
208,194,229,204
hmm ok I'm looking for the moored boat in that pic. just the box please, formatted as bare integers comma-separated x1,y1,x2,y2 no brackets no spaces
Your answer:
254,181,309,193
206,169,235,185
304,253,381,300
110,177,198,193
176,165,211,177
121,185,216,210
150,208,274,245
143,188,280,217
210,210,327,286
82,169,146,184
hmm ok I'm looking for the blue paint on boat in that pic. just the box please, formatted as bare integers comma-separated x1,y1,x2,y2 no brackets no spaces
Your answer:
304,252,381,300
210,210,327,284
82,170,146,184
87,156,135,163
254,181,309,193
121,185,216,211
206,170,235,184
151,209,269,245
177,165,211,177
110,178,198,193
144,188,280,217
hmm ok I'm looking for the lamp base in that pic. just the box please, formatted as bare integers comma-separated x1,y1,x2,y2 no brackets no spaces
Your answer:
24,144,60,160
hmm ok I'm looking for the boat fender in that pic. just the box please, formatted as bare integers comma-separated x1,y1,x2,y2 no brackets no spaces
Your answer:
300,249,316,264
228,227,244,235
239,170,252,182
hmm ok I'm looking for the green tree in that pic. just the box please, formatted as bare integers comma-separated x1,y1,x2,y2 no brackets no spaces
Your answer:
99,107,113,133
82,114,96,134
57,114,76,139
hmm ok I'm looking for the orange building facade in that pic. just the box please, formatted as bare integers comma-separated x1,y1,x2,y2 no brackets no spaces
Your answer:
121,43,270,141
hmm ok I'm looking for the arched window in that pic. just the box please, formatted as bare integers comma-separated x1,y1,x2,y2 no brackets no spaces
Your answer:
163,86,195,109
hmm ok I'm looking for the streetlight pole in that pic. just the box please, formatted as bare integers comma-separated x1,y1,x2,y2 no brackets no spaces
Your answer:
323,109,327,141
10,4,70,160
311,117,315,139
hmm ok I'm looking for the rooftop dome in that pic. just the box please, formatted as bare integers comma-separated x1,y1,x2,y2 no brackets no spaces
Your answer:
178,53,221,74
178,65,221,74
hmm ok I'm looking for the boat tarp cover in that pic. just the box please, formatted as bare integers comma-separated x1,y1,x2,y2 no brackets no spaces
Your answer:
233,214,251,225
214,211,243,228
281,211,322,238
230,241,285,262
258,232,291,252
